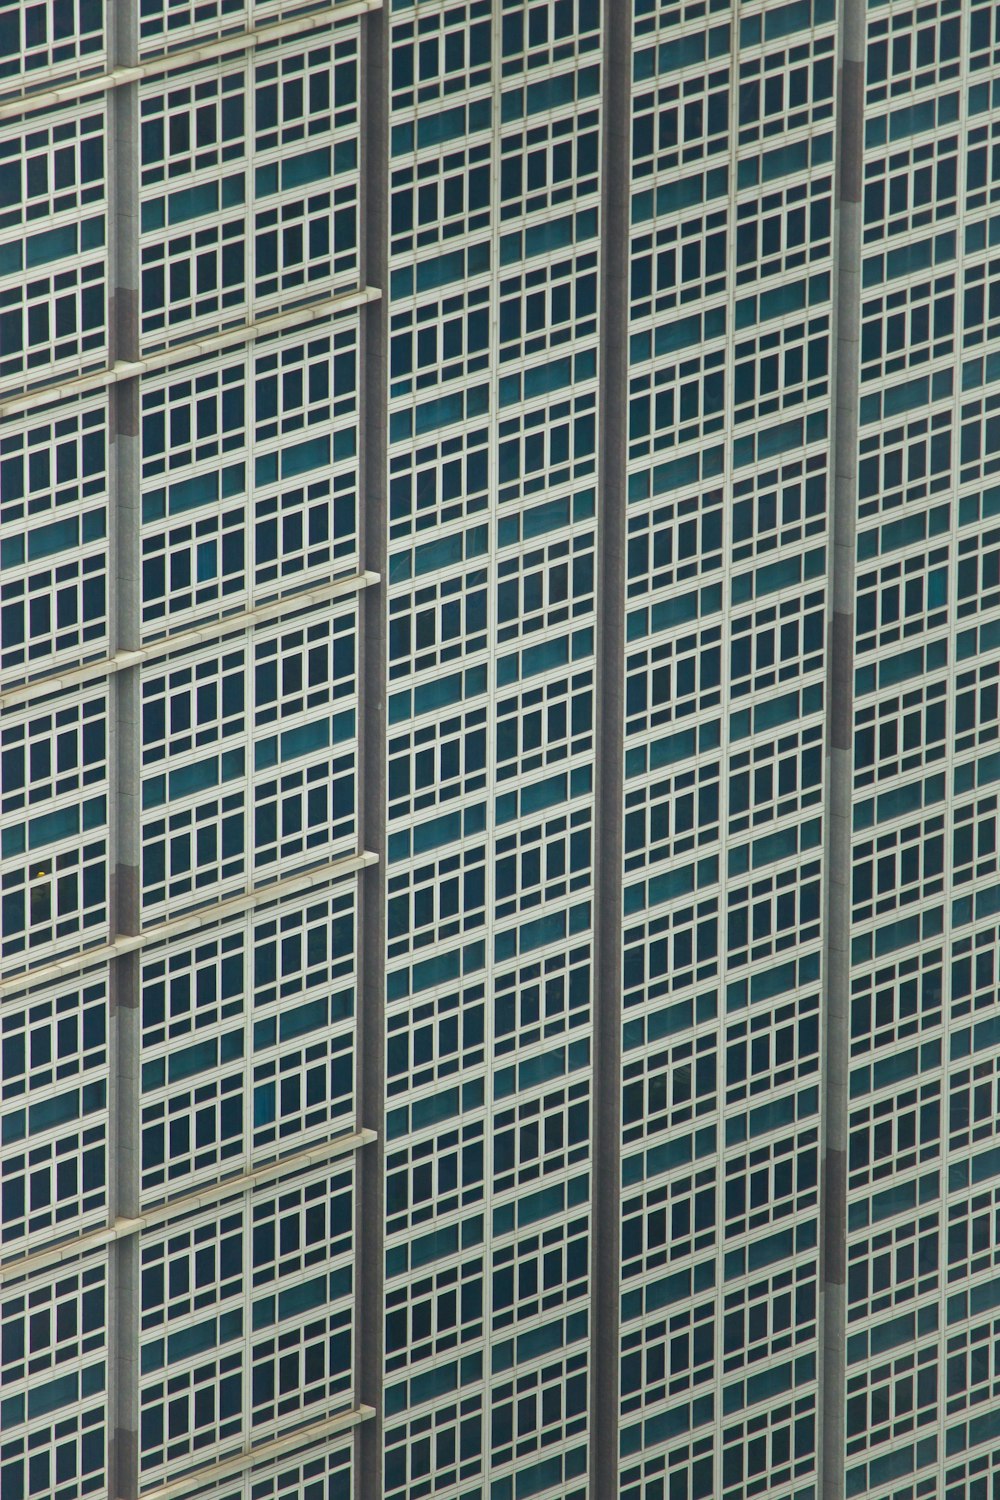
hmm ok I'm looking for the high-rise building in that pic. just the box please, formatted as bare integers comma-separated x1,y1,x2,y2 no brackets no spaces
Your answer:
2,1,999,1499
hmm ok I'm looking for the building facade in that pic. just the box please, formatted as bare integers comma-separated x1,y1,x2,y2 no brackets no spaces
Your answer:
1,2,999,1500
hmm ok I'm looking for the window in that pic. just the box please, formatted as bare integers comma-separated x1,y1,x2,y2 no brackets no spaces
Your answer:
728,723,823,835
850,948,943,1058
854,680,946,788
739,33,833,144
492,1213,588,1330
722,1257,817,1373
0,974,108,1247
864,132,959,245
848,1080,940,1191
848,1212,938,1322
725,993,819,1107
845,1347,937,1457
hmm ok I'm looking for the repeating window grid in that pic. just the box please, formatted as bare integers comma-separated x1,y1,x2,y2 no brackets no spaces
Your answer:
626,484,725,602
495,664,594,784
493,801,592,931
138,1172,355,1487
733,168,834,292
497,247,598,370
498,102,600,231
137,0,244,55
729,452,827,567
628,342,726,460
383,14,605,1488
492,939,592,1069
946,1446,1000,1500
621,1156,718,1281
721,1394,817,1500
725,853,822,974
0,1252,107,1500
0,804,109,971
0,686,108,821
1,1252,106,1389
0,239,106,395
138,33,361,350
619,1435,714,1500
389,129,492,263
383,1387,486,1500
947,1177,1000,1286
388,560,489,686
952,918,1000,1020
732,311,830,429
620,1294,714,1419
388,418,490,542
737,27,835,149
250,887,357,1159
849,946,944,1060
624,614,723,738
632,50,729,183
389,279,492,403
388,699,489,822
854,679,948,790
623,894,720,1012
622,1031,717,1149
193,1440,353,1500
624,759,722,878
491,1072,591,1204
845,1343,938,1459
723,1124,819,1243
139,323,359,637
866,0,962,108
724,991,820,1110
0,399,107,681
491,1210,590,1336
727,721,824,837
728,586,825,704
139,886,356,1204
851,808,946,927
139,610,357,921
496,523,595,653
386,836,488,961
384,1107,486,1241
847,1077,941,1194
387,976,487,1101
862,272,956,386
0,0,105,86
857,403,952,521
847,1210,939,1324
499,0,601,82
855,540,949,660
389,0,493,115
0,973,109,1250
0,106,106,241
629,205,728,325
633,0,731,47
863,126,960,247
489,1346,589,1476
719,1255,818,1377
384,1252,485,1377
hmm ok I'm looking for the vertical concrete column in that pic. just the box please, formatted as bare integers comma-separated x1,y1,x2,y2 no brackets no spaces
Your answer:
357,4,388,1495
106,0,141,1494
590,2,631,1493
820,5,864,1498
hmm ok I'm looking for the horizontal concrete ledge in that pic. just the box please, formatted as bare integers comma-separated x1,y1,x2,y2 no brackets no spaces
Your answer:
0,570,381,711
0,849,379,1000
0,0,383,121
138,1404,375,1500
0,285,381,420
0,1127,378,1283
